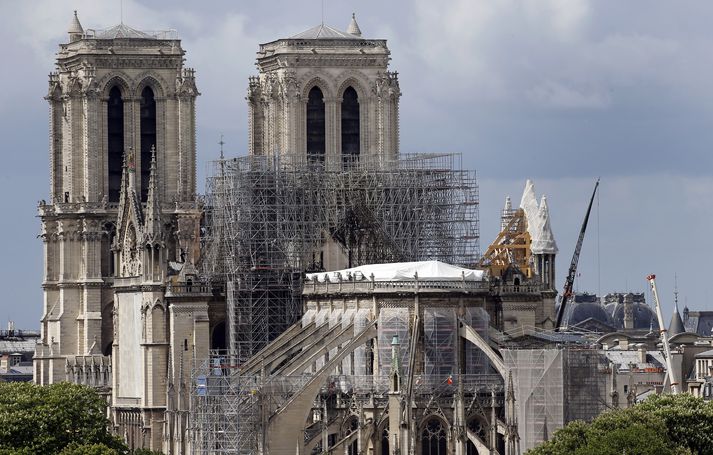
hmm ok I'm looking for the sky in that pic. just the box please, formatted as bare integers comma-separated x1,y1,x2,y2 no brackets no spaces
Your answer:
1,0,712,329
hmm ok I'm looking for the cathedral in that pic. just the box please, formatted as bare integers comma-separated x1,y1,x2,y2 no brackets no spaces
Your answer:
34,11,562,455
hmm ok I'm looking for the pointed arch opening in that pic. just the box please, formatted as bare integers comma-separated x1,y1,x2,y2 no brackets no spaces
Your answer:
107,86,124,202
140,86,156,202
341,86,360,164
379,422,389,455
421,418,447,455
151,304,166,343
466,417,488,455
306,86,325,163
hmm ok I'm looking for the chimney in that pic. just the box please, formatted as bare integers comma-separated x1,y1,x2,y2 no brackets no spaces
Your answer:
637,344,646,363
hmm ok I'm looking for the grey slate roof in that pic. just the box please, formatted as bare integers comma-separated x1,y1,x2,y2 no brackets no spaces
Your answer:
685,311,713,336
0,339,36,355
669,309,685,336
96,24,154,39
290,24,360,40
695,349,713,358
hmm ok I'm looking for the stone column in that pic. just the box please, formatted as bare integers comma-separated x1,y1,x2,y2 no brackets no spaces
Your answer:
325,97,339,162
84,86,100,201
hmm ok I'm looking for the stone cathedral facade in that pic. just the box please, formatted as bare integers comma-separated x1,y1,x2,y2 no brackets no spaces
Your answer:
34,12,216,453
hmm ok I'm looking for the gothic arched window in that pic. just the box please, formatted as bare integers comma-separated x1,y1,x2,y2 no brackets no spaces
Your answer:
140,86,156,202
421,418,447,455
107,86,124,202
466,418,487,455
380,425,389,455
346,417,359,455
341,86,360,164
306,86,325,163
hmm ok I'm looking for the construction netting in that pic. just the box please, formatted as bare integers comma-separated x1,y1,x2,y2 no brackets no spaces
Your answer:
464,307,490,374
424,308,457,376
503,349,564,453
377,308,411,377
502,347,610,452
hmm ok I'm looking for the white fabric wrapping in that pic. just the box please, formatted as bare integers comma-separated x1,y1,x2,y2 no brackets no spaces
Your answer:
306,260,484,282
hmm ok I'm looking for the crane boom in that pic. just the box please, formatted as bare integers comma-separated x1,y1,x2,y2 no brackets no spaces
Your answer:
646,274,679,394
555,179,599,330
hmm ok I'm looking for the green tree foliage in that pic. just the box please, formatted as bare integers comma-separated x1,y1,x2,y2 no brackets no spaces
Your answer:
60,443,121,455
0,382,128,454
130,449,164,455
636,393,713,454
527,393,713,455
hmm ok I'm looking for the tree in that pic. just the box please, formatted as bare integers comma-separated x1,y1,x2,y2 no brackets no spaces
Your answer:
60,443,121,455
526,393,713,455
636,393,713,455
0,382,128,454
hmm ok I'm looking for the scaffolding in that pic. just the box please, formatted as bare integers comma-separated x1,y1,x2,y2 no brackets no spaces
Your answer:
503,347,609,452
194,153,480,453
202,153,479,362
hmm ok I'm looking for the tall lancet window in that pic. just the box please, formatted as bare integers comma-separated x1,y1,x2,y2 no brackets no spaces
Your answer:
140,86,156,201
306,86,325,163
107,86,124,202
341,86,360,163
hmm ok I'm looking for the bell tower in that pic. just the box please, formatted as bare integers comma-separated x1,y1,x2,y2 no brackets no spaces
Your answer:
248,14,401,162
35,11,200,385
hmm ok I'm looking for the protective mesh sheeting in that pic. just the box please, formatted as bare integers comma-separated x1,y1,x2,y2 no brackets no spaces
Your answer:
301,309,316,327
423,308,456,376
563,349,607,422
377,308,410,377
464,307,490,374
328,310,342,371
503,349,564,453
341,309,356,374
315,309,331,371
353,309,371,375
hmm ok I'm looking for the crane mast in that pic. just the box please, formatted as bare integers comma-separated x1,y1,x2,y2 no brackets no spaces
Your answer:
555,179,599,330
646,274,679,394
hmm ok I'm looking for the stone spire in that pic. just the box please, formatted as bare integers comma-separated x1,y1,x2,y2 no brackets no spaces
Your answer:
390,335,401,393
68,10,84,42
347,13,362,37
143,146,163,244
669,276,685,335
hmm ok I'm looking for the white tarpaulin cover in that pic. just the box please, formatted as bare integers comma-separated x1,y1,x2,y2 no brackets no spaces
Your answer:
306,260,485,282
519,180,558,255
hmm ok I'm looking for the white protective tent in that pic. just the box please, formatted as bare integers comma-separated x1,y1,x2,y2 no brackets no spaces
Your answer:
306,260,485,282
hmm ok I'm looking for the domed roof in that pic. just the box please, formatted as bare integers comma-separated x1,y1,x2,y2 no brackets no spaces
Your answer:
562,301,614,329
610,302,659,330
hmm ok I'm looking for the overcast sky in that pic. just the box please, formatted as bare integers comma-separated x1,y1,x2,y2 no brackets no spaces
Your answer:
1,0,712,329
